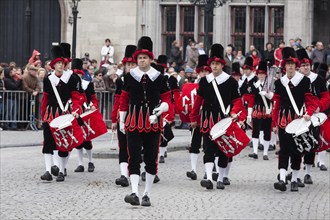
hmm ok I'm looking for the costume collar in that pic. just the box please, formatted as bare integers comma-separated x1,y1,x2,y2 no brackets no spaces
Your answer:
254,80,262,88
82,79,90,90
245,73,255,82
307,72,317,83
48,70,72,86
281,71,304,87
130,66,160,82
206,71,230,84
238,79,244,88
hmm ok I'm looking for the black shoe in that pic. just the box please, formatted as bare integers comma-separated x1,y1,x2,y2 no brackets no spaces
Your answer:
317,162,320,167
297,178,305,187
216,181,225,189
64,168,67,176
164,151,167,158
286,172,292,182
275,150,279,155
304,174,313,184
154,175,160,183
88,162,95,172
248,153,258,159
56,172,65,182
186,170,197,180
51,165,59,176
223,177,230,185
115,175,129,187
258,144,264,151
212,172,219,181
263,155,269,160
203,173,207,179
291,181,299,192
40,171,53,181
159,156,165,163
200,179,213,189
74,165,84,172
274,180,287,191
269,145,275,151
141,172,146,181
320,164,327,171
124,193,140,206
141,194,151,206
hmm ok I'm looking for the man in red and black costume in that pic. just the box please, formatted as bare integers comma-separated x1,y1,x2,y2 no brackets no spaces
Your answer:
297,48,330,184
40,45,84,182
269,47,318,192
72,58,99,173
190,44,245,190
120,36,171,206
156,55,179,163
248,61,273,160
184,54,211,180
111,45,137,187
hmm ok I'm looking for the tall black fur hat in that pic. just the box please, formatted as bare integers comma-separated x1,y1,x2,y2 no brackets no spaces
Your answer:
157,55,168,68
231,62,241,76
133,36,154,60
50,46,65,69
60,43,71,59
207,44,226,66
257,60,267,74
281,47,299,67
196,54,211,73
122,45,137,65
243,57,253,69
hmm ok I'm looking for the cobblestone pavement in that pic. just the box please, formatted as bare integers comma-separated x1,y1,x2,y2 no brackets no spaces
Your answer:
1,146,329,220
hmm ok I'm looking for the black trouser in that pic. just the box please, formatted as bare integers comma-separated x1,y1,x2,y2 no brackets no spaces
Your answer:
303,152,315,165
252,117,272,141
127,130,160,175
189,126,203,154
42,122,69,157
76,141,93,150
117,124,128,164
203,133,229,168
278,128,302,170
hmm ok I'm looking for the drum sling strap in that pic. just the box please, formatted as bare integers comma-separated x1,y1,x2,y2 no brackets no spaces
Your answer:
50,81,71,113
284,84,304,117
212,80,230,117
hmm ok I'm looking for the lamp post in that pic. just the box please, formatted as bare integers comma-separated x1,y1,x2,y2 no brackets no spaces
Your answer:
71,0,80,59
189,0,227,53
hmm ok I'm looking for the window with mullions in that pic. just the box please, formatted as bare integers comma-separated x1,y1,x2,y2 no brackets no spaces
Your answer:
181,6,195,59
231,7,246,53
250,7,265,52
162,6,176,57
269,7,284,47
198,7,213,49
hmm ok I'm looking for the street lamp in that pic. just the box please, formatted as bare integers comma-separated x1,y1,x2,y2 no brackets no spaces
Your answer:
70,0,80,59
189,0,227,53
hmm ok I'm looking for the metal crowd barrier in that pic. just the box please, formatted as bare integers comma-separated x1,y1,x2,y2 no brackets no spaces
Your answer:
0,90,114,131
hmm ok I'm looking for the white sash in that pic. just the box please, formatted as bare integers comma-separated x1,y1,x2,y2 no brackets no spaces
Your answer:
285,84,304,116
212,80,230,116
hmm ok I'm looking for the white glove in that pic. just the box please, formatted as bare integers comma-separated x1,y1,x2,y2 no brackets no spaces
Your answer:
248,107,253,117
259,91,274,100
152,102,169,116
149,114,158,125
119,111,127,134
247,115,252,126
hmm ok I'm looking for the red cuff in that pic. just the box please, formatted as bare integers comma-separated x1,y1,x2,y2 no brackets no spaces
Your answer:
190,94,203,123
305,92,318,116
319,91,330,112
230,97,244,115
91,94,99,109
160,91,172,108
243,94,254,108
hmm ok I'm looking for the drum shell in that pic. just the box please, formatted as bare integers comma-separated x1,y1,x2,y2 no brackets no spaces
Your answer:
213,122,250,157
313,118,330,152
49,117,84,152
80,110,108,141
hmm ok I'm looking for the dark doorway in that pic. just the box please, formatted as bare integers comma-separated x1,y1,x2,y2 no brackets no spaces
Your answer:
313,0,330,45
0,0,61,67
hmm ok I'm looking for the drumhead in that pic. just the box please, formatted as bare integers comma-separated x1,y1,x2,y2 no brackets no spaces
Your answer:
49,114,74,128
285,118,311,135
311,112,327,127
80,109,97,118
210,118,232,139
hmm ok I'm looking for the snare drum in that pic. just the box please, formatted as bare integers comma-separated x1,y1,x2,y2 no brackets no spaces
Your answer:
49,114,84,152
311,112,327,127
80,109,108,141
210,118,250,158
314,118,330,152
285,118,318,153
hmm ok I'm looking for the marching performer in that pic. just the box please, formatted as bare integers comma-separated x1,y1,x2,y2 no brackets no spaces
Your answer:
248,61,273,160
270,47,318,192
156,55,179,163
73,59,98,173
185,54,210,180
190,44,245,190
297,48,330,184
120,36,171,206
40,45,84,182
112,45,137,187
